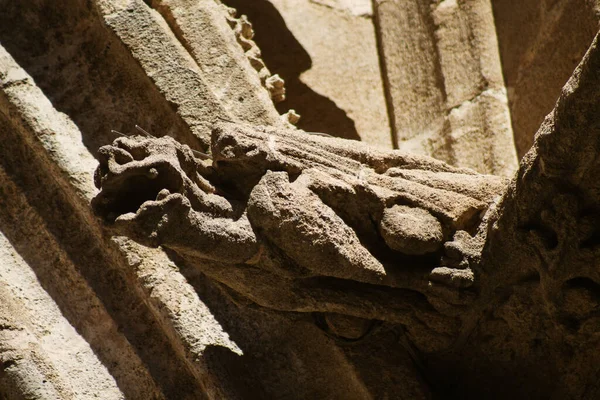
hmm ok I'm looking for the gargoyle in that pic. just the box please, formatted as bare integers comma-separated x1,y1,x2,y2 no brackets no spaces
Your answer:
92,35,600,395
93,121,507,349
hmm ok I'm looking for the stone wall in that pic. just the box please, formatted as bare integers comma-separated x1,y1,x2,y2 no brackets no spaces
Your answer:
0,0,598,399
492,0,599,157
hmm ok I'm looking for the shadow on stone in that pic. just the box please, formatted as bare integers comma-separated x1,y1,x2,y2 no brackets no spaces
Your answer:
223,0,361,140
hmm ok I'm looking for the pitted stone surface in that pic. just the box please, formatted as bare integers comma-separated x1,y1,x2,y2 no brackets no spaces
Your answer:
2,0,600,398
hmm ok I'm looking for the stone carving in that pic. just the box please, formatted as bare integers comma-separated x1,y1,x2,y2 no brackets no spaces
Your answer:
4,0,600,397
93,121,507,348
221,4,286,103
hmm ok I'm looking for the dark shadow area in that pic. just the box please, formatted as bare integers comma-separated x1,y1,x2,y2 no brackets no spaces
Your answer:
222,0,361,140
169,249,439,398
165,250,311,399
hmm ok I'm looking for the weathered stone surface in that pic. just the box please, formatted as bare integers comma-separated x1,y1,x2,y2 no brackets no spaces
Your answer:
492,0,599,158
0,40,240,398
225,0,392,147
0,229,124,400
379,205,444,255
374,0,519,176
2,0,600,398
146,0,285,125
432,32,600,399
92,121,507,354
0,1,428,397
374,0,445,149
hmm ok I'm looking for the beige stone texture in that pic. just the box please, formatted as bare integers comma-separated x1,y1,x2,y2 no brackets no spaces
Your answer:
374,0,446,150
0,1,426,398
492,0,600,157
225,0,392,148
374,0,519,176
146,0,284,127
2,0,600,398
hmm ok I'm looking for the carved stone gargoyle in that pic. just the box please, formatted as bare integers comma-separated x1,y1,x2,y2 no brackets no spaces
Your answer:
92,118,507,350
92,32,600,398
